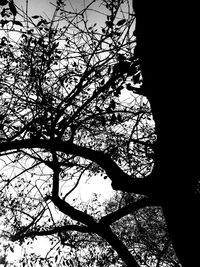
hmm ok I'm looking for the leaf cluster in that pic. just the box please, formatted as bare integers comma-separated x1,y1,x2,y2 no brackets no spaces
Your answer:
0,1,163,267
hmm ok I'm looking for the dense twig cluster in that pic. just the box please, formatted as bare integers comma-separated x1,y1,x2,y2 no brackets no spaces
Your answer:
0,1,179,266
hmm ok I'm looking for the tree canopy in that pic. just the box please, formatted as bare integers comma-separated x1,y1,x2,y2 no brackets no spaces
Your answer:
0,0,199,266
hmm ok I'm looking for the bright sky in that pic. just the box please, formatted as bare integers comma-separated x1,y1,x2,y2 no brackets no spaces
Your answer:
13,0,133,26
0,0,135,265
15,0,56,16
14,0,104,19
7,0,133,201
0,0,136,214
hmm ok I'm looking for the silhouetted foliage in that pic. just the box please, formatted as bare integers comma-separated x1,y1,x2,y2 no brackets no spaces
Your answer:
0,1,154,266
0,0,197,266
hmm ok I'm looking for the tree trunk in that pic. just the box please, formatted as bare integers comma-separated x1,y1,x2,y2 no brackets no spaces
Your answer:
133,0,200,265
97,225,140,267
162,195,200,266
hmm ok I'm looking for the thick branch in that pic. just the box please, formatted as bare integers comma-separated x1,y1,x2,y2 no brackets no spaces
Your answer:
51,195,96,227
51,151,60,196
11,224,89,241
100,197,158,225
96,225,140,267
0,139,155,196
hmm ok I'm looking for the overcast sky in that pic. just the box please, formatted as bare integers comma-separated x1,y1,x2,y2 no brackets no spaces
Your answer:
13,0,133,27
14,0,104,20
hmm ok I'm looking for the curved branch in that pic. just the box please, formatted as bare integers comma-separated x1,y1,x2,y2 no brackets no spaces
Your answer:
0,139,155,195
100,197,158,225
51,151,60,196
63,166,87,200
96,225,140,267
11,224,90,241
51,195,96,227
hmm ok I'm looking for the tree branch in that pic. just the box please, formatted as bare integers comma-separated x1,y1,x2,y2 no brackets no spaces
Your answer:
11,224,90,241
51,151,60,196
99,197,158,225
96,225,140,267
51,195,96,227
0,139,155,195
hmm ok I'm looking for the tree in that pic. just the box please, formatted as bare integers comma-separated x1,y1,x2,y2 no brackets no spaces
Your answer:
0,0,198,266
0,1,153,266
99,192,180,267
133,0,200,266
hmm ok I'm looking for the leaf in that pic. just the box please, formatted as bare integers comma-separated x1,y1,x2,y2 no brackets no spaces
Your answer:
126,83,134,91
0,0,8,6
109,99,115,111
96,106,101,113
110,114,116,125
9,0,17,17
52,42,59,50
31,15,40,19
132,72,141,84
13,20,23,26
4,119,10,124
37,19,47,27
0,114,5,121
9,246,14,253
117,19,126,26
105,21,113,28
37,20,43,27
100,78,105,85
1,8,8,17
0,19,9,28
108,65,111,75
55,255,58,262
102,27,106,33
101,116,106,126
117,113,122,122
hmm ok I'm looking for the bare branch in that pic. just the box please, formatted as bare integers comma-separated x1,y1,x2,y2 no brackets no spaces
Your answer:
11,224,90,241
100,197,158,225
51,195,96,227
0,139,155,195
